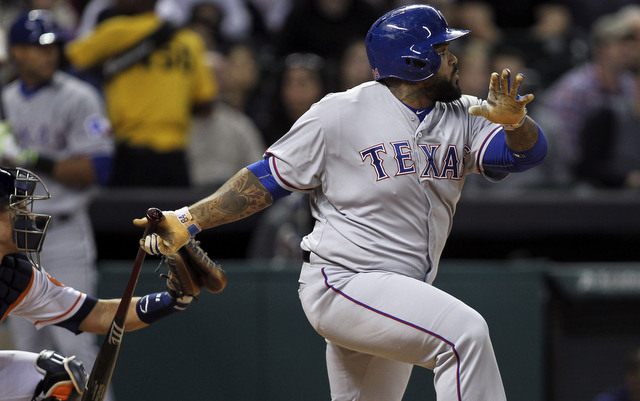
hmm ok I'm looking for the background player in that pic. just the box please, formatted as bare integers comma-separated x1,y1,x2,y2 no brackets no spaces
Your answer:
0,166,198,401
65,0,217,187
0,10,115,399
136,5,547,400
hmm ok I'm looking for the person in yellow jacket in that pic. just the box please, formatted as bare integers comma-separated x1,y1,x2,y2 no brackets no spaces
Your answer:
66,0,217,187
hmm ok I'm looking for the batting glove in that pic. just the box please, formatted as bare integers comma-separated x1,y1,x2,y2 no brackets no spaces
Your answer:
134,207,200,255
0,122,38,166
468,68,534,130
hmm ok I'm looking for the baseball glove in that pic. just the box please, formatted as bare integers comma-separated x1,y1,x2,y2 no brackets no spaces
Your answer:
468,68,534,130
164,239,227,298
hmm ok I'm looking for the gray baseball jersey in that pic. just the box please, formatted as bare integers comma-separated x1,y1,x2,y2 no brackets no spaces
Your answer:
270,81,510,401
2,71,113,216
266,81,502,284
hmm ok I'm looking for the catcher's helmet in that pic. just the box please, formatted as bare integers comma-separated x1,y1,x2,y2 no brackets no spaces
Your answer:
9,9,63,46
0,167,51,268
365,4,469,82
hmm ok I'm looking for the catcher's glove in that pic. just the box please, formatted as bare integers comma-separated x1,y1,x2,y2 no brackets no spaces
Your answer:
165,239,227,298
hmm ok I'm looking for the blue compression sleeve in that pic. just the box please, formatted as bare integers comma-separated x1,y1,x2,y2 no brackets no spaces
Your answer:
482,125,547,175
246,158,292,201
135,292,190,324
91,154,112,186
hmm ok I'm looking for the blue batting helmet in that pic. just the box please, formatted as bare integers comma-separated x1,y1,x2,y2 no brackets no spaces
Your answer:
365,4,469,82
9,9,63,46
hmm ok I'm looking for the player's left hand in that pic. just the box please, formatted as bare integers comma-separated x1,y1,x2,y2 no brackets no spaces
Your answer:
133,210,191,255
468,68,534,130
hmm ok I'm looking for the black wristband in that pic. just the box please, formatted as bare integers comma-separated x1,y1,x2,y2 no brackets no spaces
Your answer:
34,156,55,175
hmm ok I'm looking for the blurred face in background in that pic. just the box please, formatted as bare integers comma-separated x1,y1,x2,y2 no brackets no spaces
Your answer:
340,40,371,90
0,206,19,257
282,66,324,120
595,36,638,72
11,44,59,87
227,45,260,95
457,44,490,99
317,0,351,19
281,53,325,120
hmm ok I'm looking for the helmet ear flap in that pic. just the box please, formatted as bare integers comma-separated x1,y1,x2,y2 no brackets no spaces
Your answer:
403,57,434,76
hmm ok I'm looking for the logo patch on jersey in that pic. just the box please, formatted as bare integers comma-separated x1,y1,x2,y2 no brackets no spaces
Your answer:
360,142,469,181
84,114,111,138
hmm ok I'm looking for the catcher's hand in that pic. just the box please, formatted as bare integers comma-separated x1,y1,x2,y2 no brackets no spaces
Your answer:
164,239,227,298
134,207,199,255
468,68,534,130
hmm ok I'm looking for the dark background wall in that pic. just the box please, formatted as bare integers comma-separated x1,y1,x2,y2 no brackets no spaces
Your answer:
96,260,640,401
89,188,640,262
98,261,547,401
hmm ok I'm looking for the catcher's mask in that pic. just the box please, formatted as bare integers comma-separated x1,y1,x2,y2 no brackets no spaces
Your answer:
0,167,51,268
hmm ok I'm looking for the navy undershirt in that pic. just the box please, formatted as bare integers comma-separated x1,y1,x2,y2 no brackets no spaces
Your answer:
404,104,435,122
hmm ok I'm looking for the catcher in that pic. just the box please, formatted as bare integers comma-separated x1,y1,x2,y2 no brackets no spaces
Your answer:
0,167,226,401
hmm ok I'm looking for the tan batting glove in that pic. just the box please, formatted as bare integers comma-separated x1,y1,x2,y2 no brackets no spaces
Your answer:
133,207,201,255
468,68,534,130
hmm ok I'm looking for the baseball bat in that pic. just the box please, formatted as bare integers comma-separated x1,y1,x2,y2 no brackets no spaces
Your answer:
81,207,164,401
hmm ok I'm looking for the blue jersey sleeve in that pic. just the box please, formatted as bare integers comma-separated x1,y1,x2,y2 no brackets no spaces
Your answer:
482,125,547,176
246,158,292,201
91,154,112,186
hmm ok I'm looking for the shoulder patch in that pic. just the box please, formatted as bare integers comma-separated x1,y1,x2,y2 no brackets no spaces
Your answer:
84,114,111,138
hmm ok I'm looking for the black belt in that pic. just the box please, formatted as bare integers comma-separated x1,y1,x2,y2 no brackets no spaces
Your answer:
302,250,311,263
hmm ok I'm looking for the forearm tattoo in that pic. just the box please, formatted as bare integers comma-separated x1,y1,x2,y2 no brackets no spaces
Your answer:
190,169,273,229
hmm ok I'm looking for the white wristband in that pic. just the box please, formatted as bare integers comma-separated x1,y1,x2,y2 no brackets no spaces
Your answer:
175,207,201,237
502,109,527,131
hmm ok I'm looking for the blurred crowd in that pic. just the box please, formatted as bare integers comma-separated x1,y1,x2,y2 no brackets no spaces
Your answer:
1,0,640,191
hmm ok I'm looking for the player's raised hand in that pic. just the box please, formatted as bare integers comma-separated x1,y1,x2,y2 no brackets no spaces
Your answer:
133,207,199,255
468,68,534,130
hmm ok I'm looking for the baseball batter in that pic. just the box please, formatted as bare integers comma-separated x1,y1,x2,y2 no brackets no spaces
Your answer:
1,10,114,398
136,5,548,400
0,167,205,401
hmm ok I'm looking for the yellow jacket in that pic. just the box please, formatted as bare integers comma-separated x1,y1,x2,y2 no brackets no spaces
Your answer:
66,12,217,152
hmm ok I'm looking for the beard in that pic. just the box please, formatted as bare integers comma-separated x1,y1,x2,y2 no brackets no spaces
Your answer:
422,71,462,103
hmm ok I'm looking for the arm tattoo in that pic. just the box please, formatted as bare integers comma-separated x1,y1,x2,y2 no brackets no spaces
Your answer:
190,168,273,229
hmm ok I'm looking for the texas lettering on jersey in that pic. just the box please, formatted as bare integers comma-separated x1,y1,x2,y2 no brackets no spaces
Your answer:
360,141,471,181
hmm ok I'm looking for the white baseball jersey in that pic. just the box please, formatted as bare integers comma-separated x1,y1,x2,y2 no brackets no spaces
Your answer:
267,81,502,283
0,350,44,401
4,264,87,330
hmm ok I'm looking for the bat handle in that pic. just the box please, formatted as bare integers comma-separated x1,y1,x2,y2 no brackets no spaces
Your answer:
81,207,166,401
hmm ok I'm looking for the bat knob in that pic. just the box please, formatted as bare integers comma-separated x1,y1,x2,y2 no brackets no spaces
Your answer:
146,207,164,223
